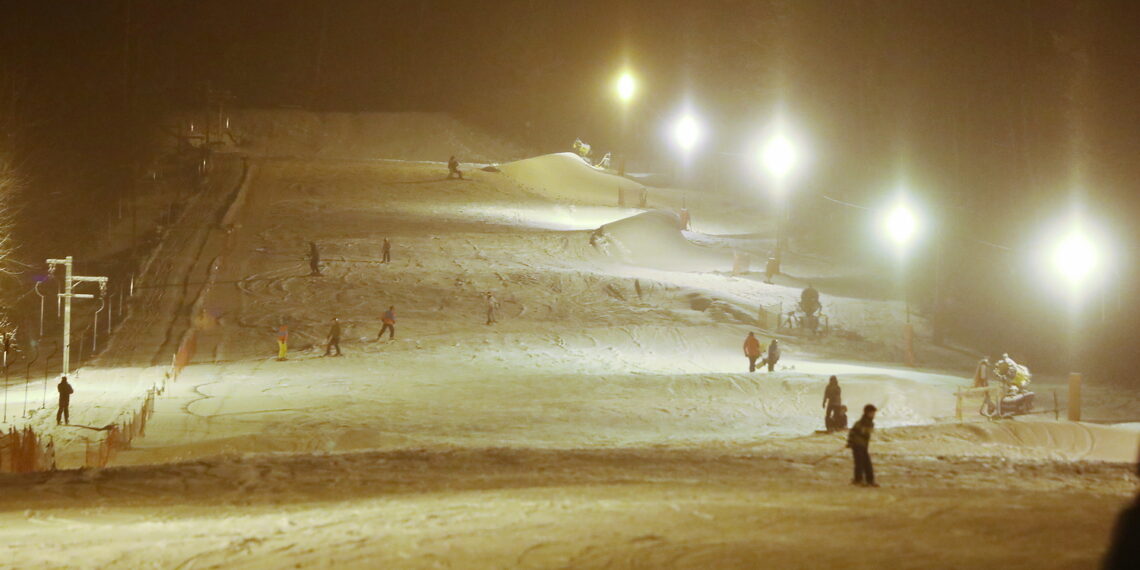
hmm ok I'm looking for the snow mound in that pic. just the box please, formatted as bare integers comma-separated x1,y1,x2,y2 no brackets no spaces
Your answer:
227,109,527,163
949,421,1140,463
597,210,731,272
499,152,643,204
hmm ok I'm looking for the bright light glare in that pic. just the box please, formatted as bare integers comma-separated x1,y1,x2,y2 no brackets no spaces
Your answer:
884,202,918,247
1052,228,1099,288
616,72,636,103
761,135,796,179
673,114,701,153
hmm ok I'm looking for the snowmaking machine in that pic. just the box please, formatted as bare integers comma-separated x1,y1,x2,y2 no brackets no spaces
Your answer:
979,354,1035,418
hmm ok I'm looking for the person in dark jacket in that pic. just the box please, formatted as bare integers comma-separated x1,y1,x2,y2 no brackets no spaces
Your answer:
377,306,396,340
1103,446,1140,569
801,283,821,316
324,317,342,356
847,404,878,486
833,405,849,431
743,332,762,372
56,376,74,424
823,375,842,432
309,241,321,276
381,238,392,264
447,156,463,179
759,339,781,372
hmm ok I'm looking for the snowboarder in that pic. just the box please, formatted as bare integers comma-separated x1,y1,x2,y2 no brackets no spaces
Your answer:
324,317,342,356
309,241,321,276
801,283,821,316
823,375,843,432
381,237,392,264
377,306,396,340
447,156,463,180
759,338,781,372
847,404,878,487
743,332,762,372
276,324,288,361
485,292,500,325
56,376,74,425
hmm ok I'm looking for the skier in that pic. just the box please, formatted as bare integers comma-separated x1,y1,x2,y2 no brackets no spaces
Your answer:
276,324,288,361
823,375,842,432
743,332,762,372
309,241,321,276
764,254,778,284
485,292,500,325
447,156,463,180
56,376,74,425
846,404,878,487
377,306,396,340
759,338,781,372
324,317,342,356
381,237,392,264
801,283,821,316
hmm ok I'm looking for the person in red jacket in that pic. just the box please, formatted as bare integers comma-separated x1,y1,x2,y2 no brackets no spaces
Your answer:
743,332,762,372
377,306,396,340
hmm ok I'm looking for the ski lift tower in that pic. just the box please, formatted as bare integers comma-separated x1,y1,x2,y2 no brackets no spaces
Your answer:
46,257,108,379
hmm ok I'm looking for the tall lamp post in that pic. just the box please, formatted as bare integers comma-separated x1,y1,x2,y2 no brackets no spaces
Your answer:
615,70,637,176
761,134,797,271
1049,216,1104,421
882,198,919,365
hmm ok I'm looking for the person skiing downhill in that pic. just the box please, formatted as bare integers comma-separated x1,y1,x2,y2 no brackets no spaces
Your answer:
377,306,396,340
823,375,843,432
743,332,762,372
324,317,342,356
447,156,463,179
56,376,74,425
276,324,288,361
485,292,500,325
847,404,878,487
309,241,321,276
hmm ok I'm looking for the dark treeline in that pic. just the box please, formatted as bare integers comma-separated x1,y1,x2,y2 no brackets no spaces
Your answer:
2,0,1138,382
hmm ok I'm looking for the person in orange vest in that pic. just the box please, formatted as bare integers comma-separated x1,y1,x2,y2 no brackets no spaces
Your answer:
377,306,396,340
743,332,762,372
276,324,288,361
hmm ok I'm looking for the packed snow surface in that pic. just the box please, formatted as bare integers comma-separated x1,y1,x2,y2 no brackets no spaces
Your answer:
3,119,1138,569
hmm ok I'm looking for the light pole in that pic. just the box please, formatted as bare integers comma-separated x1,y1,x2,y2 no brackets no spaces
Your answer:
1047,214,1106,421
615,70,636,176
46,257,108,379
761,133,797,271
882,198,920,366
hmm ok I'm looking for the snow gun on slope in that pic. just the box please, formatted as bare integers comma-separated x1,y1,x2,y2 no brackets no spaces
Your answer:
980,353,1035,418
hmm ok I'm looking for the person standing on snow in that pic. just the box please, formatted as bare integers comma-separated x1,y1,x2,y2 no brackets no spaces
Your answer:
847,404,878,487
276,324,289,361
324,317,342,356
447,156,463,180
743,332,762,372
823,375,843,432
801,283,821,316
381,237,392,264
759,338,781,372
56,376,74,425
377,306,396,340
485,292,500,325
309,241,321,276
